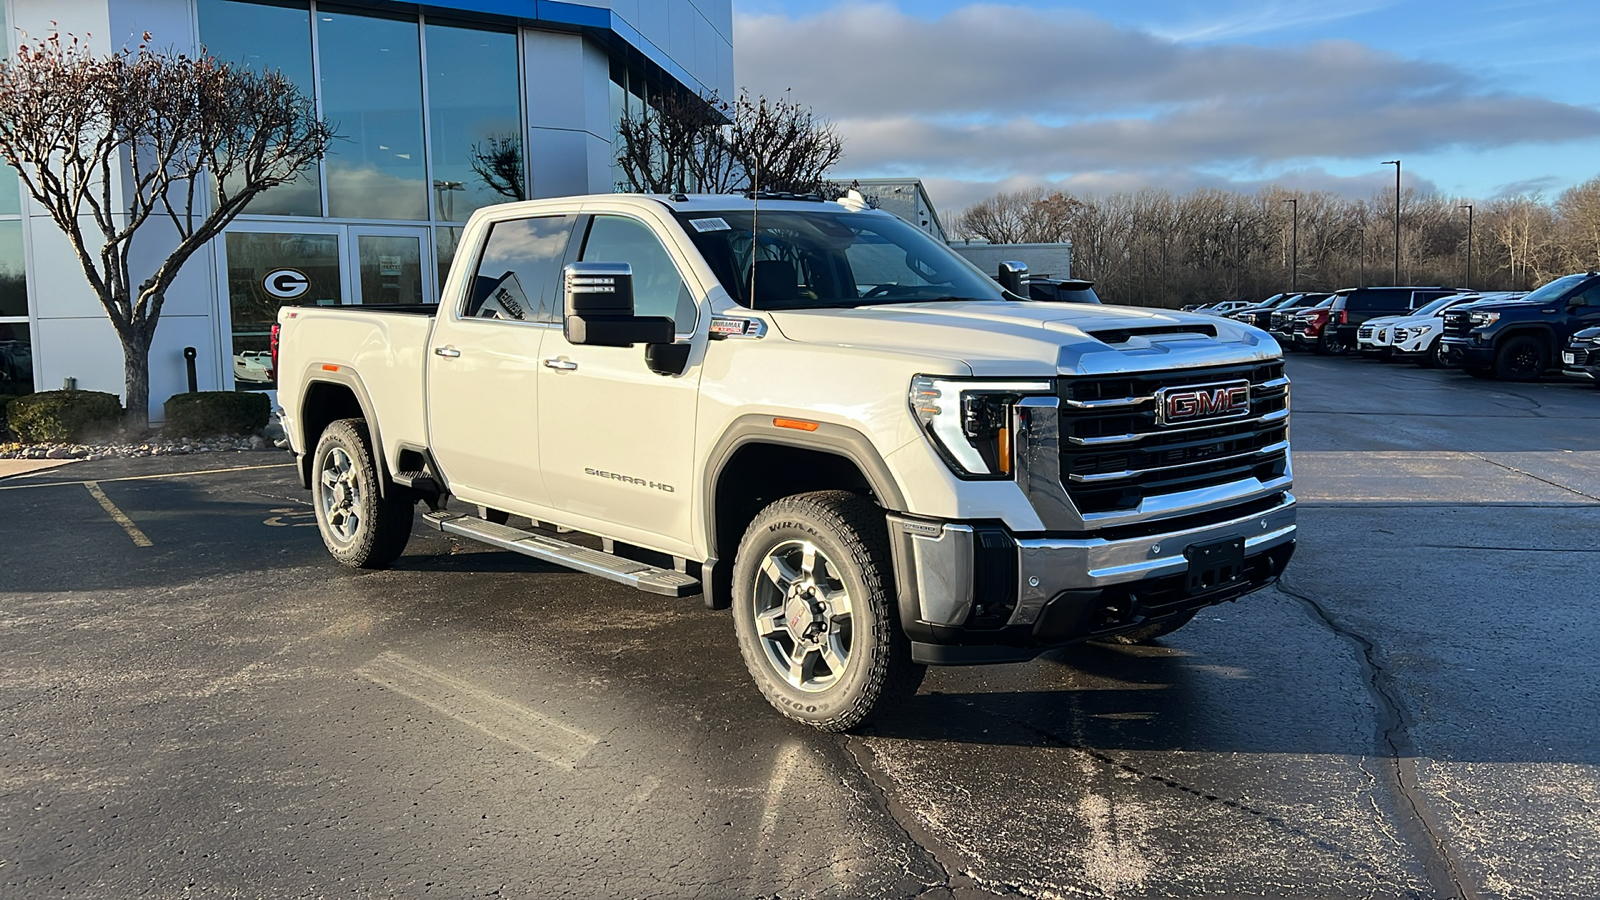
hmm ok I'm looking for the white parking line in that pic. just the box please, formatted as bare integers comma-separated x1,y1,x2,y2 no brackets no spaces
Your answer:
354,651,598,770
0,462,294,492
83,481,153,547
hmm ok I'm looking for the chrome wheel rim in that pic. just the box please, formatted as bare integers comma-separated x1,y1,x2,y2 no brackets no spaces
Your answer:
318,446,362,544
751,540,854,693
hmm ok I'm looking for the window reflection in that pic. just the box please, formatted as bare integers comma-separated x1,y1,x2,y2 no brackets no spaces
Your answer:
319,8,427,220
435,226,463,298
581,216,694,328
197,0,322,217
0,221,25,319
356,234,423,305
426,23,522,222
226,232,341,390
0,322,33,398
467,216,575,322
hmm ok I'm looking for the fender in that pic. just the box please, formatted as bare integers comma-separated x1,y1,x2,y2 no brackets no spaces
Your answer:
296,367,393,497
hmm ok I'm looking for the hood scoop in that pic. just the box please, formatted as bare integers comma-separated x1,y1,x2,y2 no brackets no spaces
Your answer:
1088,323,1217,344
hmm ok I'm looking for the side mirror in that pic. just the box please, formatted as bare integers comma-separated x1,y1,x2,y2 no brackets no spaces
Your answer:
1569,294,1590,309
563,262,675,347
997,260,1028,297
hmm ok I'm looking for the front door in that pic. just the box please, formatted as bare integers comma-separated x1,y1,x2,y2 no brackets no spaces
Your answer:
425,214,578,512
351,226,432,306
536,213,703,554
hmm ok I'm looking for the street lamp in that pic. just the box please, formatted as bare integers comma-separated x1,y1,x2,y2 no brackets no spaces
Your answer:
433,179,466,222
1459,203,1474,290
1282,197,1299,291
1381,160,1401,284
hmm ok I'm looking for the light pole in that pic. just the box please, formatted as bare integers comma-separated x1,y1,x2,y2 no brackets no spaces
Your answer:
1459,203,1474,290
1381,160,1401,284
1282,197,1299,291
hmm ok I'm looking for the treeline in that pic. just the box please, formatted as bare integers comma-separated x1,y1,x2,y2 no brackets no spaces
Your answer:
952,178,1600,307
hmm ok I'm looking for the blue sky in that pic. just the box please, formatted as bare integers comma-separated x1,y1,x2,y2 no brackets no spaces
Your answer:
733,1,1600,212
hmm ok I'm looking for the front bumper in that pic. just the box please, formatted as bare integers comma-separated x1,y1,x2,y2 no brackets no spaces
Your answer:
1562,345,1599,382
1439,337,1493,369
888,500,1296,663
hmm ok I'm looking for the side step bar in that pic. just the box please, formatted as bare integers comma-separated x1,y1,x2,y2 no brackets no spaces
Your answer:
423,511,701,598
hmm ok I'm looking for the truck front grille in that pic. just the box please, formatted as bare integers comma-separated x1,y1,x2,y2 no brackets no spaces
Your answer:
1058,362,1289,515
1442,312,1473,339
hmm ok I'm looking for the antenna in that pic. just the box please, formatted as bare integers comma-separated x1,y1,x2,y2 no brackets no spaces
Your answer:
747,156,760,306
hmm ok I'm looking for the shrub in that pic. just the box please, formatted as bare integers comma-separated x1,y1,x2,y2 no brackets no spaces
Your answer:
6,390,124,442
162,391,271,438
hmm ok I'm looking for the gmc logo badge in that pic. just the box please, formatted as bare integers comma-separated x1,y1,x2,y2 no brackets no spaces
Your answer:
1156,380,1251,426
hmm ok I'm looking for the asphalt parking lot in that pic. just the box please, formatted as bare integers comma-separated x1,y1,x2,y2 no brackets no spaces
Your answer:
2,355,1598,899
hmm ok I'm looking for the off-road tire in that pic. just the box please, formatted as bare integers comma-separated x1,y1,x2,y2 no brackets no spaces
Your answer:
311,418,414,569
731,491,924,732
1095,609,1198,645
1494,335,1548,381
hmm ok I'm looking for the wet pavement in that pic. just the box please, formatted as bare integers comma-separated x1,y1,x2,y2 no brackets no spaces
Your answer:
1,354,1597,898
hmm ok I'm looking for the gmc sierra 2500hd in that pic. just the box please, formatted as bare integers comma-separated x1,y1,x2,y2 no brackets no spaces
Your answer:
276,193,1297,731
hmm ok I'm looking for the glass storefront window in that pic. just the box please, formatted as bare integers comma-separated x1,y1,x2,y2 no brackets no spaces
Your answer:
355,234,423,305
197,0,322,217
226,231,341,390
435,225,463,297
0,321,33,399
425,23,522,222
0,221,25,319
319,8,427,220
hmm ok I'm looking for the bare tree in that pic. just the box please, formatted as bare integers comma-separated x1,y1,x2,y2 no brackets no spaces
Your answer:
0,33,331,428
1556,176,1600,270
469,133,525,201
615,89,842,196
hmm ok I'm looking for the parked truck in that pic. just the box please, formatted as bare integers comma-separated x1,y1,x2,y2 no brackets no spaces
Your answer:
275,193,1297,731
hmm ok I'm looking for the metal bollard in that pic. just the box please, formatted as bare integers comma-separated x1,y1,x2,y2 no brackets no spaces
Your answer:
183,346,198,393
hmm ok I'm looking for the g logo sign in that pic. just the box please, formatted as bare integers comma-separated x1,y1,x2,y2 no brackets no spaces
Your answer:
263,268,311,300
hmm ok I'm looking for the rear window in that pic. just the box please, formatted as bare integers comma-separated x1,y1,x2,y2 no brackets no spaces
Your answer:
465,215,576,323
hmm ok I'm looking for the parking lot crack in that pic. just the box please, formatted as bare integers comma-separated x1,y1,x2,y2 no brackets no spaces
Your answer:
843,737,1019,898
1278,576,1485,900
1463,452,1600,502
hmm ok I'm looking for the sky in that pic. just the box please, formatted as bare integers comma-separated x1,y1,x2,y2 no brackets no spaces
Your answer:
732,1,1600,215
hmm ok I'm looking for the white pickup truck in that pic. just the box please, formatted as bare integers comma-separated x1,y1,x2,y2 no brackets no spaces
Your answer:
276,193,1297,731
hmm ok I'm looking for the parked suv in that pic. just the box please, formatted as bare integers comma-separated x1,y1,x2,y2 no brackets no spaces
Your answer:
1440,272,1600,380
1234,292,1328,330
1389,293,1522,367
1562,326,1600,385
1271,297,1331,348
1300,286,1458,355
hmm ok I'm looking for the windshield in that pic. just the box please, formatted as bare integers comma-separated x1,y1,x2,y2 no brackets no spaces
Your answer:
1519,273,1591,305
674,209,1005,310
1415,295,1467,317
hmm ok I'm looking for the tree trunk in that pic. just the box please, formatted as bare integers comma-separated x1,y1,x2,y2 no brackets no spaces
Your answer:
122,332,151,433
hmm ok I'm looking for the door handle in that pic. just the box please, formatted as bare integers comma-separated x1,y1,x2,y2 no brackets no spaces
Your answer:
543,357,578,371
434,346,461,358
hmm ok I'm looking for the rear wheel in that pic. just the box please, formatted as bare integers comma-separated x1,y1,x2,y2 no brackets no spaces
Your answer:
731,491,924,732
311,418,414,569
1318,332,1349,356
1494,335,1548,381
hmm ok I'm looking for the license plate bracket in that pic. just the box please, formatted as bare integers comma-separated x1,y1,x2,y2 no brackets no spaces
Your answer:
1184,537,1245,595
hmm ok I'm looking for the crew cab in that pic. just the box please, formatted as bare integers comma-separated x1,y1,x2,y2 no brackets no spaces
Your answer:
1441,272,1600,380
275,193,1296,731
1270,297,1331,349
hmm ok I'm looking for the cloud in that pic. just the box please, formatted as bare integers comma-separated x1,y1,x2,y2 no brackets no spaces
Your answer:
734,4,1600,189
1491,175,1563,198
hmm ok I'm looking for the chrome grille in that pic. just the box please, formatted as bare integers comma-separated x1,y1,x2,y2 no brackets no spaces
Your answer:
1442,311,1473,339
1058,362,1290,515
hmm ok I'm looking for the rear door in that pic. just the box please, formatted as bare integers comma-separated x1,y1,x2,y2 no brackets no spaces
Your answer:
426,214,578,511
535,212,703,553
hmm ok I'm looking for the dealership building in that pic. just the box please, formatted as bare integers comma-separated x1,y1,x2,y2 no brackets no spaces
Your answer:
0,0,732,410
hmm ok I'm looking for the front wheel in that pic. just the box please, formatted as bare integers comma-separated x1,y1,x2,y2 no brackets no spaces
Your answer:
1318,332,1350,356
1494,335,1548,381
311,418,415,569
1420,340,1445,368
731,491,924,732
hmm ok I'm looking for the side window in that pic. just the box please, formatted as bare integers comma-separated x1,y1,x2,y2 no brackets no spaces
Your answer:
464,215,576,323
581,215,696,330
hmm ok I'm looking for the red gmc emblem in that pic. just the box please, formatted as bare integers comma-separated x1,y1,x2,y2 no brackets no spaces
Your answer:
1155,380,1251,426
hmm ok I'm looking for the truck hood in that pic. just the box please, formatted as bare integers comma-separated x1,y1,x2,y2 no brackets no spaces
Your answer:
767,300,1279,376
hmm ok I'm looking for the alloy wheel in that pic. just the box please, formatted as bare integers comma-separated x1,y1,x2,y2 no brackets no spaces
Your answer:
750,540,855,692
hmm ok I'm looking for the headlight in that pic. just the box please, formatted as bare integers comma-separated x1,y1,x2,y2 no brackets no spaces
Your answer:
1409,324,1433,336
1468,311,1500,326
910,376,1053,478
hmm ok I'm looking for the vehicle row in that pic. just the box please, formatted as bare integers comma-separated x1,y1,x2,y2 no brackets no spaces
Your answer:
1225,273,1600,384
